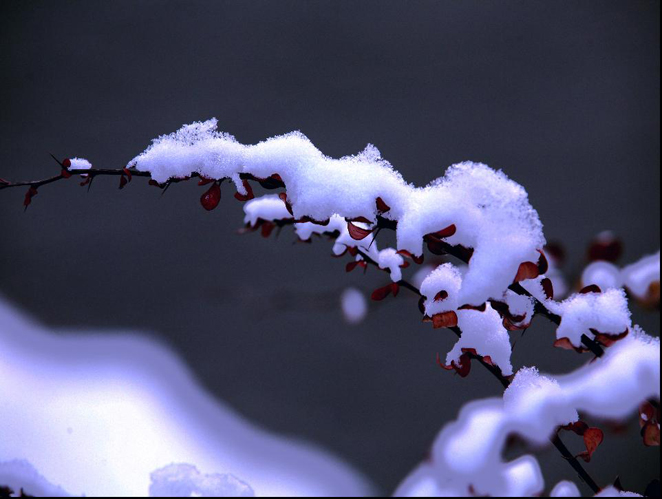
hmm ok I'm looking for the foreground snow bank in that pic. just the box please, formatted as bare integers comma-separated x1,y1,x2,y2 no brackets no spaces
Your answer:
0,296,371,497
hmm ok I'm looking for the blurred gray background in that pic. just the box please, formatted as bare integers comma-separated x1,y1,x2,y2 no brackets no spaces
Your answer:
0,0,659,495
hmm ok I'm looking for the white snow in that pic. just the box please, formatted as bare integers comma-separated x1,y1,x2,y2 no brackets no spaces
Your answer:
0,460,70,497
420,264,463,317
340,288,368,325
447,304,514,376
550,480,581,497
581,251,660,302
149,463,254,497
553,288,631,348
0,296,371,497
622,251,660,300
594,486,643,497
396,332,660,497
131,119,545,305
243,194,292,227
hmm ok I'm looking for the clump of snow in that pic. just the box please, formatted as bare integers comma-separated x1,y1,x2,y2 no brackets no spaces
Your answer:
420,263,463,316
582,261,622,290
67,157,92,177
550,480,580,497
595,486,643,497
0,460,70,497
622,251,660,300
132,119,545,305
581,251,660,302
243,194,292,227
340,288,368,325
448,304,514,376
502,290,535,323
553,288,631,347
149,463,254,497
396,332,660,497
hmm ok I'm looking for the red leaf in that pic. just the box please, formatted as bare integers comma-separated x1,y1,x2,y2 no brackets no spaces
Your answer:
390,282,400,297
62,158,71,169
346,261,361,273
541,278,554,300
278,192,294,216
458,303,487,312
514,261,539,283
396,249,424,265
577,428,604,462
562,422,604,462
376,197,391,213
80,176,92,187
371,284,393,301
399,260,410,269
348,221,373,240
431,224,457,239
537,250,549,274
119,175,128,189
351,216,373,224
60,168,72,179
234,180,255,202
588,233,623,262
122,167,133,181
434,290,449,302
592,328,629,347
23,186,38,210
260,222,275,238
580,284,602,294
642,420,660,447
432,311,458,329
200,182,221,211
553,338,589,353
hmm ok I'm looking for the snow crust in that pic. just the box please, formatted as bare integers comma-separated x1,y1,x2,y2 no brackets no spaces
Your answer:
550,480,581,497
131,119,545,306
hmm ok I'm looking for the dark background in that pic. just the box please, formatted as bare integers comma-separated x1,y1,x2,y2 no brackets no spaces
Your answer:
0,0,659,495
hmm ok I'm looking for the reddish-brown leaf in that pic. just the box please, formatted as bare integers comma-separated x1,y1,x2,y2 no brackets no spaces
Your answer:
149,179,163,188
376,197,391,213
234,180,255,202
642,420,660,447
122,167,133,181
351,216,373,224
371,284,393,301
390,282,400,297
396,249,424,265
200,182,221,211
541,278,554,300
23,186,38,210
119,175,128,189
434,290,449,302
348,221,373,240
553,338,589,353
577,427,604,462
260,222,275,238
60,168,72,179
537,250,549,274
278,192,294,216
432,311,458,329
588,234,623,262
514,261,539,283
62,158,71,169
432,224,457,239
580,284,602,294
592,328,629,347
346,261,364,273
